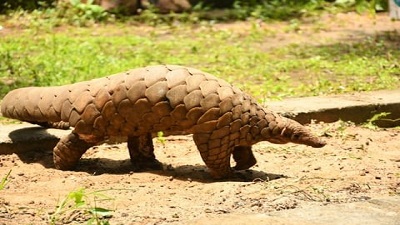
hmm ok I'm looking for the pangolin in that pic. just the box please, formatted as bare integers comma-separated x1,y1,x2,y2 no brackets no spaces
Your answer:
1,65,326,179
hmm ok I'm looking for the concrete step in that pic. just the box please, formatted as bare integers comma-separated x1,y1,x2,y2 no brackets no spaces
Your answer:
190,197,400,225
268,89,400,127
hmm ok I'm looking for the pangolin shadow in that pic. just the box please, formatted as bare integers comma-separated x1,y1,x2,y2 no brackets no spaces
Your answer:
16,152,286,182
7,126,61,168
6,126,62,154
77,158,286,183
7,127,286,183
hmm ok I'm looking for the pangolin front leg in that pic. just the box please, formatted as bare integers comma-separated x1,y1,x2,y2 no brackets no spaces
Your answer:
232,146,257,171
193,133,234,179
127,134,163,171
53,132,104,170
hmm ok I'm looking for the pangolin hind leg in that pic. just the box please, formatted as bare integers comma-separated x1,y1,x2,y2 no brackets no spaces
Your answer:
53,132,102,170
127,134,163,171
193,134,233,179
232,146,257,170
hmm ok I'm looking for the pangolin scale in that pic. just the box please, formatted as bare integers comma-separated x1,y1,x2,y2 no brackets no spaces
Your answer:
1,65,326,179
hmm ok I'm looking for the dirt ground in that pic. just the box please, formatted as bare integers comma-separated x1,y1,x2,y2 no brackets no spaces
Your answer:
0,12,400,225
0,121,399,224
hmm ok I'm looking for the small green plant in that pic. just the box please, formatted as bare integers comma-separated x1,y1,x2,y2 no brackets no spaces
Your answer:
334,0,388,14
363,112,391,130
49,188,114,225
157,131,166,145
0,170,11,190
58,0,109,26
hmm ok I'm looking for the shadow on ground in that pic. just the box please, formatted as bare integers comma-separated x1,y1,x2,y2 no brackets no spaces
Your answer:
14,149,286,183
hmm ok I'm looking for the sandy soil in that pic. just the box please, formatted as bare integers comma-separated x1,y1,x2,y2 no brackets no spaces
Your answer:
0,121,399,224
0,12,399,225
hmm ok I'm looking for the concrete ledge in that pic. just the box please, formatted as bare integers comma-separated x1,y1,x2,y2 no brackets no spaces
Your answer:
268,89,400,127
190,197,400,225
0,124,70,154
1,89,399,154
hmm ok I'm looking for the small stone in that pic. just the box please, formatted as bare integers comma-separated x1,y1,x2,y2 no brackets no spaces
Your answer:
166,164,174,171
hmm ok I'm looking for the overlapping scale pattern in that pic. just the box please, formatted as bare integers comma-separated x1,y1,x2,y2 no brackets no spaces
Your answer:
1,65,325,179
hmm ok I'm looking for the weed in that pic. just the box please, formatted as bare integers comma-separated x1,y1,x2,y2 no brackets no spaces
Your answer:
49,188,114,225
363,112,392,130
0,170,11,190
156,131,166,146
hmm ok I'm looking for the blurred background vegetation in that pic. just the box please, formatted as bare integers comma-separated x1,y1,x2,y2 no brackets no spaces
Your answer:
0,0,390,24
0,0,398,102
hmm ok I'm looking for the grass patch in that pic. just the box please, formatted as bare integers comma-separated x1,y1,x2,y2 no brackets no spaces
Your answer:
49,188,114,225
0,170,11,190
1,23,399,102
0,0,388,25
363,112,391,130
269,34,400,96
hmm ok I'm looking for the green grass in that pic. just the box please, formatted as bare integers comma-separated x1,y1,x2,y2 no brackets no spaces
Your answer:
1,23,399,102
49,188,114,225
1,0,386,24
0,170,11,190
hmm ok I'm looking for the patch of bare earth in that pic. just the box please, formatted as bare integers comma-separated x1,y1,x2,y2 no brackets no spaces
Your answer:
0,121,399,224
0,12,399,224
213,12,399,48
